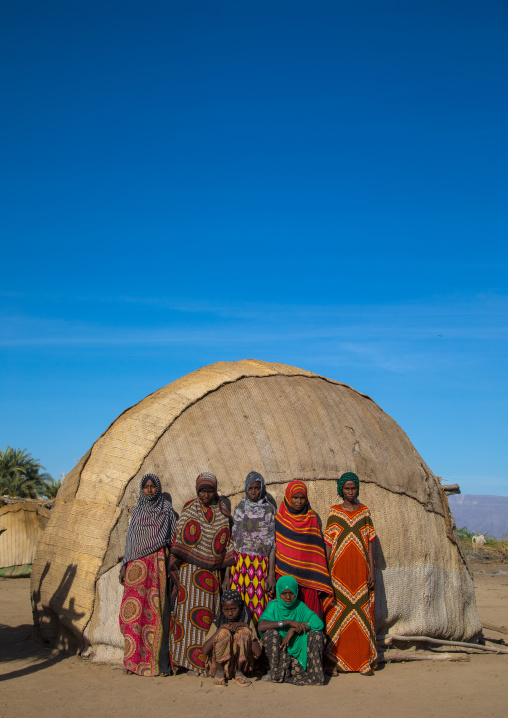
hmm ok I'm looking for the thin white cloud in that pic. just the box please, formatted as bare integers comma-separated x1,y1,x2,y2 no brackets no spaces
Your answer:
1,292,507,375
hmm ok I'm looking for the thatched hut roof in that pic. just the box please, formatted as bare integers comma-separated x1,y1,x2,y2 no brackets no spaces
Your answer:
0,502,50,576
31,359,481,661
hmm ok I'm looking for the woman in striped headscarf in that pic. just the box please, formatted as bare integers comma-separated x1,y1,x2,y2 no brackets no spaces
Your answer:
275,480,333,619
119,473,177,676
169,472,235,675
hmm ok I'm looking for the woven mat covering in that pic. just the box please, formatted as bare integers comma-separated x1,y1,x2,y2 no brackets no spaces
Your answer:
0,503,49,569
31,360,481,656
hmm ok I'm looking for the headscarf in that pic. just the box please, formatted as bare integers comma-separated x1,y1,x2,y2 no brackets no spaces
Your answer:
275,480,333,594
259,576,324,670
196,472,218,493
171,472,234,570
213,589,250,628
336,472,360,498
274,575,299,612
232,471,275,557
122,473,176,566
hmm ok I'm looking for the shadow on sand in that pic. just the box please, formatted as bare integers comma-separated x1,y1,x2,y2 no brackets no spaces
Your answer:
1,560,85,682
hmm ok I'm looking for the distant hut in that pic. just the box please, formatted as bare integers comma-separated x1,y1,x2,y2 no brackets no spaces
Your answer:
0,502,50,577
31,359,481,662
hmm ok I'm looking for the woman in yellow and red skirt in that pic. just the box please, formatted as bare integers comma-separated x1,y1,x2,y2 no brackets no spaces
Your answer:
226,472,276,626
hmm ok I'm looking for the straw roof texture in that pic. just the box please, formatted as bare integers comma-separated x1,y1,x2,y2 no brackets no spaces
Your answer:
30,359,481,659
0,503,50,570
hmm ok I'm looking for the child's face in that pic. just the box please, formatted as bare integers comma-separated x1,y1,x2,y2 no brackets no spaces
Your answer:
222,600,241,622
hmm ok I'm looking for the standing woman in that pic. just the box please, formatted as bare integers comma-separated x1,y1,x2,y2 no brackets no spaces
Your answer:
119,472,177,676
169,472,235,675
275,480,333,619
227,471,276,625
324,472,377,675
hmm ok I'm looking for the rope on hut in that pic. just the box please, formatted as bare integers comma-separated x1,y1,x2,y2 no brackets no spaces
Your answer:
377,634,508,655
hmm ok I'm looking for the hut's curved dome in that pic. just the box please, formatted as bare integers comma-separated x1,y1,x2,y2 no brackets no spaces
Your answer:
31,359,480,661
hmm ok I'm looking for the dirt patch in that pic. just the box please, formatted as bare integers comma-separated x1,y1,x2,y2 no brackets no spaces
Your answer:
1,563,507,718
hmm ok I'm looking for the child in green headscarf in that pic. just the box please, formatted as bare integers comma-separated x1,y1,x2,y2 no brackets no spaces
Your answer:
258,576,325,685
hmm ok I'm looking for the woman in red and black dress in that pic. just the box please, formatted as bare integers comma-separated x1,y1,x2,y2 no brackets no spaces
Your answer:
274,480,333,619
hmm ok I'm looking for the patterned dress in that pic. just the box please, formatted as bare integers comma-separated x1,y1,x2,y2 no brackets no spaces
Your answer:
170,561,222,670
169,491,234,672
119,548,171,675
261,629,325,685
230,472,276,625
204,620,257,678
119,473,176,676
324,503,377,674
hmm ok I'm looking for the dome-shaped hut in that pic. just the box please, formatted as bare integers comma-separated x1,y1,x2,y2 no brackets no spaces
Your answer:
31,359,480,663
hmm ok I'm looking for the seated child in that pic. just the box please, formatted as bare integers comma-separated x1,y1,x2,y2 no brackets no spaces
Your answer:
202,589,262,686
258,576,325,685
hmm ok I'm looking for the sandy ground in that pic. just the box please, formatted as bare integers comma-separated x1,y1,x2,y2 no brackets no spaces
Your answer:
1,564,507,718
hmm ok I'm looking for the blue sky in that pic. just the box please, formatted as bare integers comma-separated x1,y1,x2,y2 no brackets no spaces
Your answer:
1,1,507,495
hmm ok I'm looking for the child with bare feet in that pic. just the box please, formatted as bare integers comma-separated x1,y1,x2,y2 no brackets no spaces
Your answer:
202,589,262,686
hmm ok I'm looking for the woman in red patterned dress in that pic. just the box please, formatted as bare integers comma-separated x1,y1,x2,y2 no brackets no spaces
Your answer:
168,473,235,675
324,472,377,675
119,473,176,676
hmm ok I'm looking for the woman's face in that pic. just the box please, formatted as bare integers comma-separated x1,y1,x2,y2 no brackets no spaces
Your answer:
342,480,358,502
290,490,307,511
247,480,262,502
198,487,215,506
280,589,296,604
142,479,157,496
222,600,241,622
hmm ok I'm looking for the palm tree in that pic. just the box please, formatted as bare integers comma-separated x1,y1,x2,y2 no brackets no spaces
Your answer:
0,446,52,498
39,474,63,499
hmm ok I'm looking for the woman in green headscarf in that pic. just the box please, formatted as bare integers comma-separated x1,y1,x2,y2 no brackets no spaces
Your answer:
324,471,377,676
258,575,325,685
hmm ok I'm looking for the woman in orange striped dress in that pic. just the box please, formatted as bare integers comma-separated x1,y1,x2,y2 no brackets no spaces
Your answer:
324,472,377,675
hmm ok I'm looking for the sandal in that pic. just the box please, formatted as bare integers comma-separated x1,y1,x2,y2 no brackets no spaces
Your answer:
214,677,228,687
234,676,251,686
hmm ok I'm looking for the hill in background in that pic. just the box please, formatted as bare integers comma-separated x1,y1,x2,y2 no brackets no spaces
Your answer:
448,494,508,538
